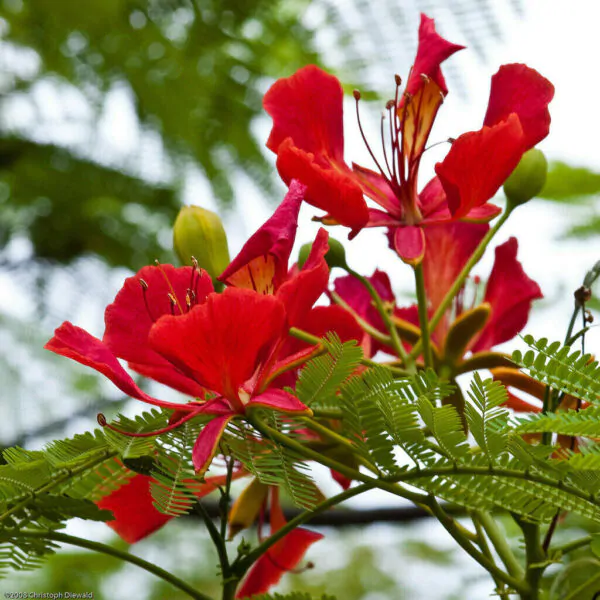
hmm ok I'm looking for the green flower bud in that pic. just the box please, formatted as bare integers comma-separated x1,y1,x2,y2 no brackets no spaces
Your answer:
173,205,230,279
503,148,548,207
298,236,348,270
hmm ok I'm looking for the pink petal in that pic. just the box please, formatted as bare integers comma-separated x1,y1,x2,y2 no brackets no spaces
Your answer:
192,414,234,474
249,389,311,414
392,226,426,265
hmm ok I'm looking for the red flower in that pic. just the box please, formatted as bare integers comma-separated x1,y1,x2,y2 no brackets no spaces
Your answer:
264,14,554,263
46,267,313,476
236,488,323,598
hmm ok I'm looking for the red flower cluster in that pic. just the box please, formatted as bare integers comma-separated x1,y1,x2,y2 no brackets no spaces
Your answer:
264,15,554,264
44,12,554,598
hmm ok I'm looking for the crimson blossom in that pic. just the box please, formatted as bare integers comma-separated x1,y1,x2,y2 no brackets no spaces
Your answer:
263,14,554,264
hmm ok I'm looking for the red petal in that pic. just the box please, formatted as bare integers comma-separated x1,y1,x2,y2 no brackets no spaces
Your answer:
264,65,345,162
192,414,234,474
435,114,525,218
276,138,368,237
236,489,323,598
392,226,425,265
461,203,502,222
472,238,542,352
353,163,401,215
502,391,542,413
104,265,212,397
406,14,465,96
45,322,193,411
422,223,489,314
97,475,172,544
331,470,352,490
149,288,287,402
366,208,401,228
219,181,305,291
483,64,554,150
249,389,311,414
276,228,329,326
419,176,448,218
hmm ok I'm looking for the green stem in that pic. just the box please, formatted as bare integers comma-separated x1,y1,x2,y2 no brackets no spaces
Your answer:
409,209,511,361
428,498,526,593
311,407,343,420
347,269,413,370
552,535,592,556
194,501,230,579
472,514,509,600
300,417,379,473
515,517,545,600
474,510,524,579
330,291,392,345
248,413,427,506
413,263,433,369
19,530,211,600
235,483,373,574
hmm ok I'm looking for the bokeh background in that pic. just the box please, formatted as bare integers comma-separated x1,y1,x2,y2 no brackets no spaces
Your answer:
0,0,599,598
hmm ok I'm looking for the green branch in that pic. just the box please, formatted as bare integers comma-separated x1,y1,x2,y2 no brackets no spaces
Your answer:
17,530,211,600
428,498,527,593
413,263,433,369
391,465,599,507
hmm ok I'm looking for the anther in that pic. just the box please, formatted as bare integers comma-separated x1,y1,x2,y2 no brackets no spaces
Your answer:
185,292,192,311
97,413,107,427
353,89,361,101
168,293,177,315
386,99,395,110
420,73,430,84
448,137,456,144
394,74,402,86
139,278,148,290
191,256,199,270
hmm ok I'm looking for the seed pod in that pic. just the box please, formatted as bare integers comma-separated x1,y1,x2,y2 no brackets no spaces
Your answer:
504,148,548,207
298,236,348,270
173,205,230,279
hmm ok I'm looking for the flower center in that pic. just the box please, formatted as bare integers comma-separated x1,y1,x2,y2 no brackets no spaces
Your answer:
354,74,448,225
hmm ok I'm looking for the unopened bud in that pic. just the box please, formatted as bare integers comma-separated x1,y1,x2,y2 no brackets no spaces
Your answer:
173,205,230,279
298,237,348,270
504,148,548,208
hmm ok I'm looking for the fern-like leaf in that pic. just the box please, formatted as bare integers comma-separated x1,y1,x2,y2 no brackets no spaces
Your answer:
295,333,362,408
340,367,399,475
513,335,600,405
465,373,509,459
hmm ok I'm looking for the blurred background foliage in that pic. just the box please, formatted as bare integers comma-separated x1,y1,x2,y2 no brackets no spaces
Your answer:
1,0,600,598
